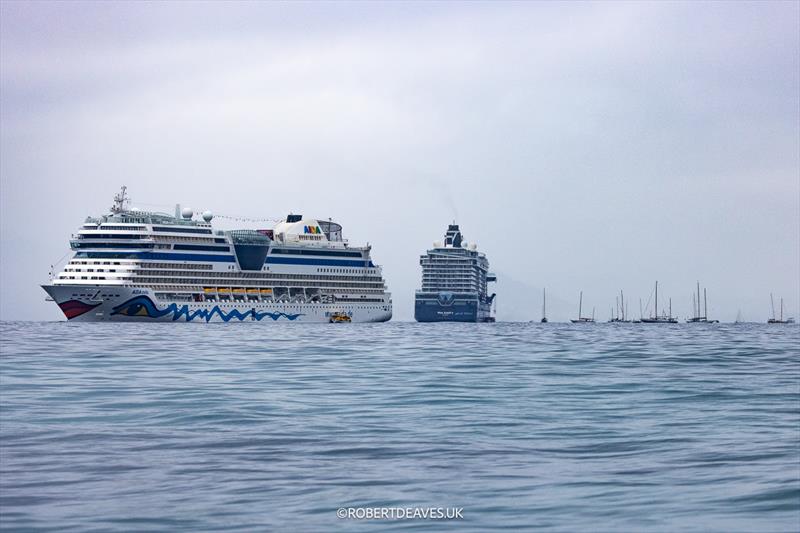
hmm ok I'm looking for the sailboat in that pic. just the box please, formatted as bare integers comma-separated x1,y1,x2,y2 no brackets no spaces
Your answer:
640,281,678,323
608,290,631,323
768,294,795,324
571,291,595,323
734,309,743,324
686,282,719,323
633,298,643,323
541,288,548,323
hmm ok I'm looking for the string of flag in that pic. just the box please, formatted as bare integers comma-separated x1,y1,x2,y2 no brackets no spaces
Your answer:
132,201,284,224
212,214,284,224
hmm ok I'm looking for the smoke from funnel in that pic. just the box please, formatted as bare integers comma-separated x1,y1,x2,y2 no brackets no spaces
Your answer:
428,179,459,221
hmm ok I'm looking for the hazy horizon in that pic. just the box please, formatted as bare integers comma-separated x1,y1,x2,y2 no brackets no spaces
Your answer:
1,1,798,322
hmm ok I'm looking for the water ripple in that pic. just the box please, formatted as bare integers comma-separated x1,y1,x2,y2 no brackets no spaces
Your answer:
1,321,798,531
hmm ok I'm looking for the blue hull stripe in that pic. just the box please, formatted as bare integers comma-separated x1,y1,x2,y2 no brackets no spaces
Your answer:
414,298,492,322
77,251,236,262
76,252,375,267
266,257,374,267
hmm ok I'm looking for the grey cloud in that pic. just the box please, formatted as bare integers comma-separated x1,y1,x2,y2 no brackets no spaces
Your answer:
1,1,797,321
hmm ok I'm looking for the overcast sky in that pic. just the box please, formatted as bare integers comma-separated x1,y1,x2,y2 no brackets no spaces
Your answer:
1,1,798,322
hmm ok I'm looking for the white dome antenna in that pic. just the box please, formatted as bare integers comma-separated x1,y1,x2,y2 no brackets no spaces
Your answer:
181,207,194,219
202,210,214,222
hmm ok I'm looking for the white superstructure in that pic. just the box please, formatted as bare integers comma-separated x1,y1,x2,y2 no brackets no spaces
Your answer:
42,187,392,322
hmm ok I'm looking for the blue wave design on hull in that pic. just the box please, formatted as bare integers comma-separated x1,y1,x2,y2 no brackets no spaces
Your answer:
111,296,304,322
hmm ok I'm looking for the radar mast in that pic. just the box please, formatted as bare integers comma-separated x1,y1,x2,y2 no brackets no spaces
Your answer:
111,186,129,214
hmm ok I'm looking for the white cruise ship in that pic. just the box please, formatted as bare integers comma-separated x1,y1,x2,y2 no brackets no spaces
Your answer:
42,187,392,323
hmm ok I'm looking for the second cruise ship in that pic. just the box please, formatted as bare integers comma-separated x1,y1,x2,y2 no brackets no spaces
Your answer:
414,223,496,322
42,187,392,322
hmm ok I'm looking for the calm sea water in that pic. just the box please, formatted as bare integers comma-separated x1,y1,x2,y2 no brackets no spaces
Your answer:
1,321,798,532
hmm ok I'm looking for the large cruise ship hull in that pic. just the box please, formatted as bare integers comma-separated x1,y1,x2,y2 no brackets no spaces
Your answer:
414,292,492,323
43,285,392,323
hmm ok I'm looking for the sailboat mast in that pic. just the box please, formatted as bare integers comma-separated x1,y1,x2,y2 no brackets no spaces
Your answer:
781,298,784,322
771,293,776,320
669,298,672,320
621,290,625,321
704,288,708,319
542,288,546,320
696,281,701,319
578,291,582,320
655,281,658,319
